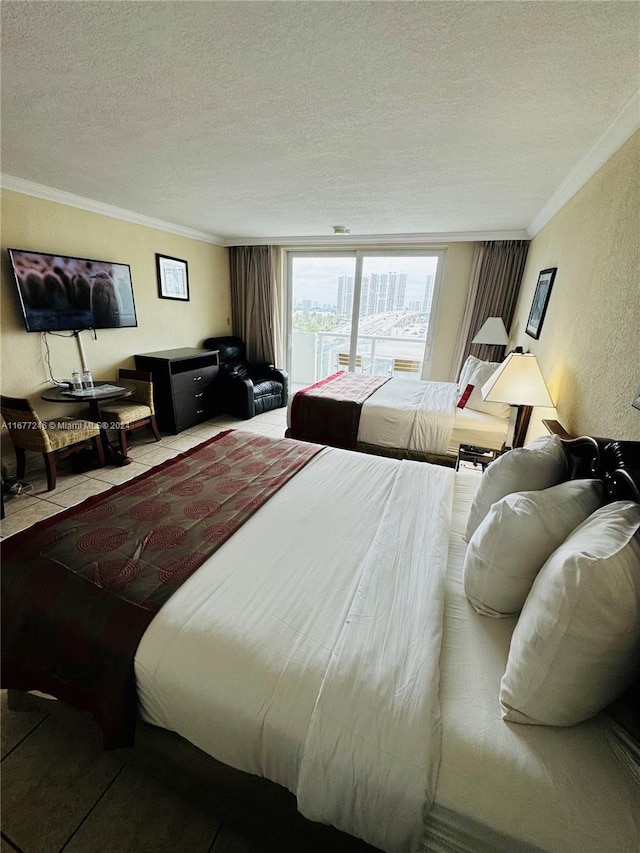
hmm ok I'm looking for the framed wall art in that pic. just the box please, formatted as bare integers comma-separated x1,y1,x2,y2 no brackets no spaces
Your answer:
525,267,556,339
156,254,190,301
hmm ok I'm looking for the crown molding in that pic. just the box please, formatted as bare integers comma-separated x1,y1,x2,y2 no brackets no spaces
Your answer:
0,174,224,246
222,230,529,247
527,90,640,237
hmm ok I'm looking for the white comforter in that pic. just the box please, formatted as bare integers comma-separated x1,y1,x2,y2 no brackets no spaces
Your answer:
358,379,459,455
135,445,455,852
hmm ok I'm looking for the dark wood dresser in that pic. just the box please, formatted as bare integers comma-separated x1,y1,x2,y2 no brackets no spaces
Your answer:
134,347,219,434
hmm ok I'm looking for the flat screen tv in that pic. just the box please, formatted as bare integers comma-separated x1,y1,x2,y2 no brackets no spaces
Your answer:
8,249,138,333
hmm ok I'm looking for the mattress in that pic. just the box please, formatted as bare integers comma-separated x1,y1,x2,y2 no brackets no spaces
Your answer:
135,452,639,853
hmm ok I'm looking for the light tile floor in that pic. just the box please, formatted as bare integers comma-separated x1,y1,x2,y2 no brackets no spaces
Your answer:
0,408,288,539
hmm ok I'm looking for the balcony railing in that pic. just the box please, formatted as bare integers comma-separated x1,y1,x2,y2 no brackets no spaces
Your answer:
291,330,428,386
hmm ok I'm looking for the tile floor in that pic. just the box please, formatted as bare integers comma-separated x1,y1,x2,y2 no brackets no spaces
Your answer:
1,406,378,852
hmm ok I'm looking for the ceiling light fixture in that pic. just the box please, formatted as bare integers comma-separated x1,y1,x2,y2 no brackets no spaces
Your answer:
332,225,350,234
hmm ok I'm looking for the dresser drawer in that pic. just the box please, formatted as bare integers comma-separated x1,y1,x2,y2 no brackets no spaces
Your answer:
174,394,214,432
173,381,210,408
172,364,218,394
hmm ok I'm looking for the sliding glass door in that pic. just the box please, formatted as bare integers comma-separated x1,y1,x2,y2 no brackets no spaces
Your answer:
287,249,443,389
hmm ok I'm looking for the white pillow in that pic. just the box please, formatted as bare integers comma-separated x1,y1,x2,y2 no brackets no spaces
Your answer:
457,355,483,393
464,362,510,419
464,434,568,541
500,501,640,726
464,479,603,617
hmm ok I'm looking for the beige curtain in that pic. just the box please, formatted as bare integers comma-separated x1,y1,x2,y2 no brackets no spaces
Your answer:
229,245,279,364
451,240,530,377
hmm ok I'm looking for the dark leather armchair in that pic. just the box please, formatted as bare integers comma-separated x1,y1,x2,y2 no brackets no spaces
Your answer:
203,336,288,419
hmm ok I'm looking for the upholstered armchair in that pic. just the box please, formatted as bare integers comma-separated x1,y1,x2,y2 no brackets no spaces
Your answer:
203,336,288,419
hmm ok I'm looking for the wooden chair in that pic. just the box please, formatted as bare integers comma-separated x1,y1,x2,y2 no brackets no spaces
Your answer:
0,395,105,491
98,369,161,457
391,357,421,377
338,353,364,372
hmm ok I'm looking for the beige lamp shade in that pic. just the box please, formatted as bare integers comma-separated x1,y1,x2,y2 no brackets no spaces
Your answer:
471,317,509,346
481,352,554,407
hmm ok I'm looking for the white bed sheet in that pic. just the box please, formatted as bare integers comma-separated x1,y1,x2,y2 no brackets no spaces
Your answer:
136,445,454,852
448,406,510,454
424,474,640,853
359,378,458,455
135,451,639,853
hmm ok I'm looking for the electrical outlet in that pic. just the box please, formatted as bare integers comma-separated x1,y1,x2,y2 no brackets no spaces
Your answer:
227,316,231,326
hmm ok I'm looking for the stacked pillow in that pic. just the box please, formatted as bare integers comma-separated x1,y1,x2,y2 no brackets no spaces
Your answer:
457,354,484,394
464,434,569,541
461,433,640,729
500,502,640,726
464,478,603,617
456,356,510,420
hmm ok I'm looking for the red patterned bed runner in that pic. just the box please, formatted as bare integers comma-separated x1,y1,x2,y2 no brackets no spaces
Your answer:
290,371,390,449
1,431,322,749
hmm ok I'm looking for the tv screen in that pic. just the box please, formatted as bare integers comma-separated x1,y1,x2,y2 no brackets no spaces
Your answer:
8,249,138,333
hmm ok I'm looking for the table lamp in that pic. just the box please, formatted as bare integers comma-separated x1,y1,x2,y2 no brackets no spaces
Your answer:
471,316,509,361
481,352,554,447
471,317,509,346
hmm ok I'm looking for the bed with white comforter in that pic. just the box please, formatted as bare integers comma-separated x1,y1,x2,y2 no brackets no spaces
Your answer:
287,375,510,461
135,443,639,853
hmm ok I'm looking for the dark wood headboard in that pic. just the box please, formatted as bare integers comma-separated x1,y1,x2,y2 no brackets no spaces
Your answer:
561,436,640,503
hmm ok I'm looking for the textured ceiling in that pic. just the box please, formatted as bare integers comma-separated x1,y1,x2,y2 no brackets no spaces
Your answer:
1,1,638,242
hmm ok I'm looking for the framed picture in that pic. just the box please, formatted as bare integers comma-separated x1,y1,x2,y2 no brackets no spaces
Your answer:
525,267,556,339
156,254,190,301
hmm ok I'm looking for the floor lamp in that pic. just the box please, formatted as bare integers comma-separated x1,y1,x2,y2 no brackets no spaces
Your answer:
481,352,554,448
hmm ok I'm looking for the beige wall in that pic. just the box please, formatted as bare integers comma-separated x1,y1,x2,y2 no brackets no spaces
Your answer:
1,190,230,430
510,131,640,441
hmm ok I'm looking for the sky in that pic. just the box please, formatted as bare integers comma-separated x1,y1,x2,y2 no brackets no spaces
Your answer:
291,254,439,306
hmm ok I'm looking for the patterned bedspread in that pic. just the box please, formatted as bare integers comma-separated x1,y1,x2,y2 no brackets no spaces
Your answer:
289,371,391,448
1,431,322,748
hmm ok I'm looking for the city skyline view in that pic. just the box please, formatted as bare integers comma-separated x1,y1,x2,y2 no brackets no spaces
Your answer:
291,255,439,310
290,254,441,383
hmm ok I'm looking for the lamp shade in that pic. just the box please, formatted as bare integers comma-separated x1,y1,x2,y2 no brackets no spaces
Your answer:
471,317,509,346
481,352,554,407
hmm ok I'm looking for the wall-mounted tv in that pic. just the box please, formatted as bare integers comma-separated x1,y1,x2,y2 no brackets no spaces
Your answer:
8,249,138,333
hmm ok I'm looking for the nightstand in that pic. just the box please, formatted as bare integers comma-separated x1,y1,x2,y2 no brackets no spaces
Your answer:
456,444,500,473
